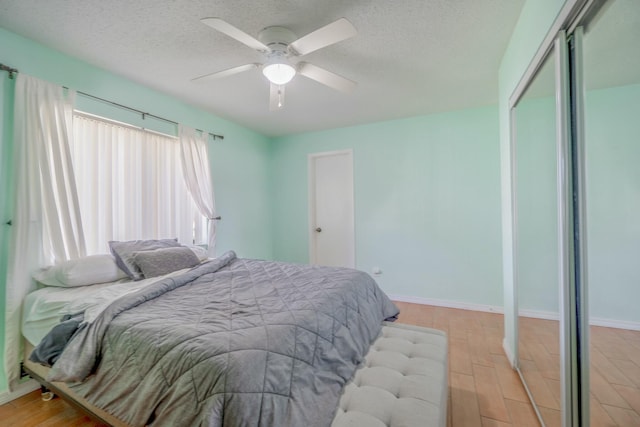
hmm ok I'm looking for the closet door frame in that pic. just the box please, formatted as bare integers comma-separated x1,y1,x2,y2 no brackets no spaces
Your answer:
555,31,582,427
569,24,590,427
508,1,590,426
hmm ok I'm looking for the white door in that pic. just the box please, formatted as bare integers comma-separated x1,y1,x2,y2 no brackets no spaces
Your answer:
308,150,355,268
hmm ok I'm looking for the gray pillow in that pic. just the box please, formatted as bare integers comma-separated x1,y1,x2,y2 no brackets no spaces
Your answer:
109,239,180,280
132,246,201,279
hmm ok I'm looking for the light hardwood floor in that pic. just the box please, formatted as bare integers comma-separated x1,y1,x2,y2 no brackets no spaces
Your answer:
519,316,640,427
0,389,105,426
395,302,540,427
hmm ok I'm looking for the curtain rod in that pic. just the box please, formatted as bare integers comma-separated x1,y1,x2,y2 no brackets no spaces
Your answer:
0,63,18,79
71,90,224,140
0,62,224,141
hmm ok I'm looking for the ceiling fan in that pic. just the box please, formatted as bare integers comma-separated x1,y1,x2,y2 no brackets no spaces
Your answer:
192,17,358,110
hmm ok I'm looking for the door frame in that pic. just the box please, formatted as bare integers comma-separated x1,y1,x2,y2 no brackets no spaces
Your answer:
307,149,355,267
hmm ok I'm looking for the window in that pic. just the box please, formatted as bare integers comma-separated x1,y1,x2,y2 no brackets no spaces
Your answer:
70,112,206,254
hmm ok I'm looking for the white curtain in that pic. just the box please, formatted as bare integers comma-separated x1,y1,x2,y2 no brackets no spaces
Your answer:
71,114,204,254
4,75,86,389
179,125,217,256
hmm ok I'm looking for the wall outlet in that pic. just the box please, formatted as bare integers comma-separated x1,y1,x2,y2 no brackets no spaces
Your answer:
372,267,382,275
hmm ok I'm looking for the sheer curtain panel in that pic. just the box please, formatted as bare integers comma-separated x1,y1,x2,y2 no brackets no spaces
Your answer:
4,75,86,389
179,125,217,256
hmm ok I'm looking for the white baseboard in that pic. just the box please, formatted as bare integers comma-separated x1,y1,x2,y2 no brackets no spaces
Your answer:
393,297,640,332
0,379,39,405
589,317,640,331
519,308,640,331
518,309,559,321
389,294,504,314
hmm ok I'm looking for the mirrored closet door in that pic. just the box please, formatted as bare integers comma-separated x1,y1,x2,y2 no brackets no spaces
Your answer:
512,0,640,425
578,0,640,424
513,47,563,427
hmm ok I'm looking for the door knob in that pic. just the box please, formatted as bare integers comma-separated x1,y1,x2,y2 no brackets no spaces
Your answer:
315,227,322,232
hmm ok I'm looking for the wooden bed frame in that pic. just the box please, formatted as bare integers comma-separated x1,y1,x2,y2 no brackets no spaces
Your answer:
22,341,130,427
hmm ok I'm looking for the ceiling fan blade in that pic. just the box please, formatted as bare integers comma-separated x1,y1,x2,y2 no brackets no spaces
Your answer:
297,62,357,93
201,18,269,52
191,63,259,82
269,83,286,111
289,18,357,56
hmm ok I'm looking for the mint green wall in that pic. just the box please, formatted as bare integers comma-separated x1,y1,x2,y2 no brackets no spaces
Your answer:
271,107,503,306
585,83,640,323
514,96,559,315
0,26,273,394
498,0,568,362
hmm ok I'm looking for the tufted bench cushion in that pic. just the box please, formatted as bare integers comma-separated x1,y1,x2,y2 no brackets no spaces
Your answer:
332,322,448,427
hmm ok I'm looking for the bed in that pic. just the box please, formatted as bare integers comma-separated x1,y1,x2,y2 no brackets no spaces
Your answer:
22,245,402,426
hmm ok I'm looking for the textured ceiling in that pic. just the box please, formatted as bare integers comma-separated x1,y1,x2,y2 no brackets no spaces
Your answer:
0,0,525,137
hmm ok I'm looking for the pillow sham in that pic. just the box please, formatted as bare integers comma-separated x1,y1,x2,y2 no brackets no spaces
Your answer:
33,254,128,288
109,238,180,281
132,246,201,279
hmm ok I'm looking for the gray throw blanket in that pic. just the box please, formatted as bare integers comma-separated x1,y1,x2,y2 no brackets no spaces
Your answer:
49,251,398,426
30,312,84,366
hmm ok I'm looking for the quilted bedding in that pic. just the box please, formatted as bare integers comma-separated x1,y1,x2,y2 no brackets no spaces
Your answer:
48,251,399,427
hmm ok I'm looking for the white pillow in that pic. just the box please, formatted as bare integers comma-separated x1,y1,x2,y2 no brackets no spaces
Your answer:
33,254,128,288
187,245,209,262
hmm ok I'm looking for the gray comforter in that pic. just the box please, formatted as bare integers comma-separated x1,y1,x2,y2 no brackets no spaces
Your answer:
48,251,398,427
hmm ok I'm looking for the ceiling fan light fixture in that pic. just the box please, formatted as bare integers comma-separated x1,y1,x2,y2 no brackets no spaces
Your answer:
263,61,296,85
198,18,358,110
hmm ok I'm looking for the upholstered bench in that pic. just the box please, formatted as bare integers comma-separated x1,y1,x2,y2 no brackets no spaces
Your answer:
332,322,448,427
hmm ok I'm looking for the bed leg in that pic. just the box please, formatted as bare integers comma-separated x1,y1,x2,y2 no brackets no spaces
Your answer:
40,385,55,401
